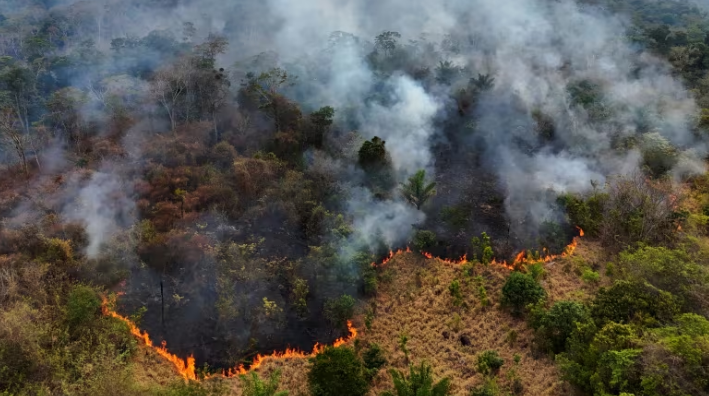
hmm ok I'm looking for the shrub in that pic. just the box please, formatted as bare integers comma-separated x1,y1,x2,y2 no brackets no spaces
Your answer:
470,378,499,396
308,346,369,396
617,246,708,312
449,280,463,307
413,230,437,251
501,272,546,316
65,284,101,331
476,350,504,376
591,280,680,326
557,191,606,238
533,301,590,354
362,343,387,381
528,263,545,281
471,232,493,264
240,370,288,396
0,339,35,394
581,269,600,284
381,362,452,396
324,295,356,329
478,285,489,307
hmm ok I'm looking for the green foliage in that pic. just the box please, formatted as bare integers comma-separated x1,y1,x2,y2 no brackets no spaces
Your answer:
471,233,493,264
308,346,369,396
581,269,600,284
470,378,499,396
0,339,35,394
476,350,504,376
501,272,546,316
65,284,101,331
617,245,709,312
557,192,607,238
292,278,309,318
358,136,388,167
528,263,545,281
401,170,437,210
324,295,356,329
440,205,469,229
240,370,288,396
448,280,463,307
381,362,452,396
640,132,678,178
398,332,410,358
478,285,489,307
363,343,387,381
591,280,680,326
533,301,590,354
413,230,437,251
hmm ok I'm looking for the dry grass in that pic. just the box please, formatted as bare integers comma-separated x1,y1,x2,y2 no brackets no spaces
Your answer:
127,241,607,396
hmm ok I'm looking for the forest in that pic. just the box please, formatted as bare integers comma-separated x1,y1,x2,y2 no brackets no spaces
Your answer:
2,0,709,395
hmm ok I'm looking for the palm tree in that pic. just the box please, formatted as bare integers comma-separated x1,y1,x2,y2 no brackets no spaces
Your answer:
381,362,452,396
240,370,288,396
401,170,437,210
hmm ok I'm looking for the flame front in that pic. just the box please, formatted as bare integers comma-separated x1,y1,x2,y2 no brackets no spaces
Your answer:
101,297,358,382
102,227,582,382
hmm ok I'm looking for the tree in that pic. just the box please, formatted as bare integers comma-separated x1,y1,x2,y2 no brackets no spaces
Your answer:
243,67,295,133
401,170,436,210
381,362,452,396
363,343,387,381
533,301,590,354
374,31,401,57
0,107,28,178
308,347,369,396
306,106,334,148
501,272,546,316
240,370,288,396
324,295,355,329
358,136,387,168
412,230,437,251
476,350,504,376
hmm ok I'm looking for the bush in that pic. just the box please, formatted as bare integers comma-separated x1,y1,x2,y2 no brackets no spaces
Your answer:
617,246,708,312
413,230,437,251
591,280,680,326
65,284,101,332
210,141,237,170
557,192,606,238
381,362,452,396
470,378,499,396
308,346,369,396
240,370,288,396
0,339,35,393
449,280,463,307
501,272,546,316
533,301,590,354
581,269,600,284
477,350,504,375
324,295,356,329
362,343,387,381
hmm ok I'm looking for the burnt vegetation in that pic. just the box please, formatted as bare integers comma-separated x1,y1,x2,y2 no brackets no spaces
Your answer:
1,0,709,395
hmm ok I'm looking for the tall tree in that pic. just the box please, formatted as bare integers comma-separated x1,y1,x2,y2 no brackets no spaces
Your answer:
401,170,437,210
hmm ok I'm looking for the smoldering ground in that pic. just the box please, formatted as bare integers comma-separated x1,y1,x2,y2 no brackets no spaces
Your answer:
1,0,707,370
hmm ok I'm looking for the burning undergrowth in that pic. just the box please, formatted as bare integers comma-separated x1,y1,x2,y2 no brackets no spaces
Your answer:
1,0,708,386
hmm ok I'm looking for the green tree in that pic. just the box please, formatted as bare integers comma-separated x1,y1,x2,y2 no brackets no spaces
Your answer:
240,370,288,396
358,136,388,167
363,343,387,381
413,230,437,251
401,170,437,210
533,301,589,354
501,272,546,316
476,350,504,376
65,284,101,332
308,347,369,396
324,295,356,329
381,362,452,396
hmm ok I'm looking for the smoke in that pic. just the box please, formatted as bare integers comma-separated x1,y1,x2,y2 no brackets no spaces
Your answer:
62,169,135,258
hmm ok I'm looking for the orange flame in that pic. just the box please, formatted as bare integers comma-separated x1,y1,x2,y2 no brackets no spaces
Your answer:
103,227,583,382
371,226,584,271
101,296,357,382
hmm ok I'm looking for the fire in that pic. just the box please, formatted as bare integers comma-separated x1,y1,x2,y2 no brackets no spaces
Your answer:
371,226,585,272
101,296,358,382
102,227,583,383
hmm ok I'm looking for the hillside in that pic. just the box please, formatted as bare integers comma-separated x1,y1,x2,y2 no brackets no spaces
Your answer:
3,0,709,395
